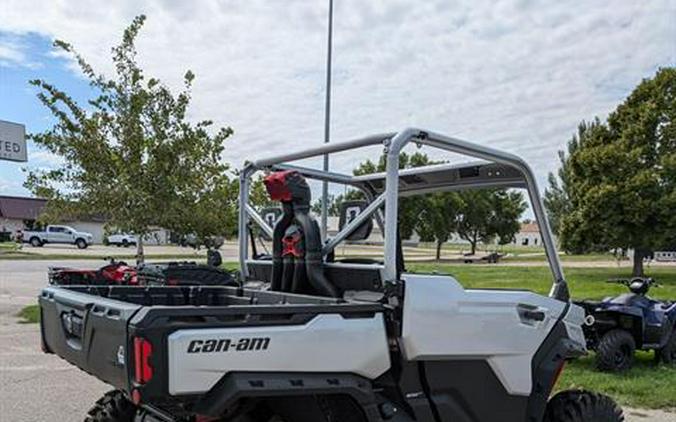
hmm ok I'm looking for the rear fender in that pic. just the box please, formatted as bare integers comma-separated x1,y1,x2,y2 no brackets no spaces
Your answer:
592,309,643,347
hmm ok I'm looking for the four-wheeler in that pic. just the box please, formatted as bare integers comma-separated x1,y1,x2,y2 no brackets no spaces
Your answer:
136,261,235,287
49,259,234,287
49,258,138,286
39,129,624,422
24,224,93,249
576,277,676,371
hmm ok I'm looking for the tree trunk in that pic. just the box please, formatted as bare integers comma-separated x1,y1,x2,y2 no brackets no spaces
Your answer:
632,248,645,277
470,232,477,255
436,239,442,261
136,237,145,266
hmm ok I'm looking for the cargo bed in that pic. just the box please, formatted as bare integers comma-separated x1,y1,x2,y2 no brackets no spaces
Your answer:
39,285,387,408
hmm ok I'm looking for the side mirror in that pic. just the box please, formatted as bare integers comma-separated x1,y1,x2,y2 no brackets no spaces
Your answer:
338,200,373,241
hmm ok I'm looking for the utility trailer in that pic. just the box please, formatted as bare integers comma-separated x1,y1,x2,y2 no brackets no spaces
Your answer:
39,128,623,422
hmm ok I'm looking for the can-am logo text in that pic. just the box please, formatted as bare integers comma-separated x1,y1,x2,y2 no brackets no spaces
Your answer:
187,337,270,353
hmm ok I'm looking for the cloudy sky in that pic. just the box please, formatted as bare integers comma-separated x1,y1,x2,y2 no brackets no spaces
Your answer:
0,0,674,199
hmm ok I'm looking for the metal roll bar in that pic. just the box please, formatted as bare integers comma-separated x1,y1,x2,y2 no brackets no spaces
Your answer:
239,128,569,301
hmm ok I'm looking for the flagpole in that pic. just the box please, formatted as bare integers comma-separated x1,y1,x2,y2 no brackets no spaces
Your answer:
320,0,334,241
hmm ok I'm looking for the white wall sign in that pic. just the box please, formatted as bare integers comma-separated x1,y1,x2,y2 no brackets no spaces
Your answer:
0,120,27,162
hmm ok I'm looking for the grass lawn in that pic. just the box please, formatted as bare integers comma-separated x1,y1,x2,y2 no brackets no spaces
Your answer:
17,304,40,323
0,242,18,252
406,263,676,300
558,352,676,409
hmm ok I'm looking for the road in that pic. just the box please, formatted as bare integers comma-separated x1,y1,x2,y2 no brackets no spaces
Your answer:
0,260,674,421
0,260,108,421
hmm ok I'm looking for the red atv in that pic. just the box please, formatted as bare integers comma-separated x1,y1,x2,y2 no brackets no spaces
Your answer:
48,253,234,287
49,258,138,286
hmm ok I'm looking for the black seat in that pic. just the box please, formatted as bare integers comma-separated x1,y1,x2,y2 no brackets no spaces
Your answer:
263,171,339,297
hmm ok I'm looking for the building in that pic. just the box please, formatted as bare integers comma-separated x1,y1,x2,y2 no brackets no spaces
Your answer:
655,248,676,262
512,222,543,247
0,195,169,244
0,196,51,235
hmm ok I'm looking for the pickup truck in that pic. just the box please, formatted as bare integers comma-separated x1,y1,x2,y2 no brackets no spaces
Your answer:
38,129,623,422
25,224,93,249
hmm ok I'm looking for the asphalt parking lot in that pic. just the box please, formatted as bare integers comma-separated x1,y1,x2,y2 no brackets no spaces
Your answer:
0,260,108,421
1,259,674,421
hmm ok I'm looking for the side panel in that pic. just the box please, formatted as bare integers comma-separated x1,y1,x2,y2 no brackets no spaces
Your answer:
401,274,566,396
167,313,391,395
421,360,528,421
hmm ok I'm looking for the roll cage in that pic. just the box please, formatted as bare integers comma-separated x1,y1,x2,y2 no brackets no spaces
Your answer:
238,128,569,301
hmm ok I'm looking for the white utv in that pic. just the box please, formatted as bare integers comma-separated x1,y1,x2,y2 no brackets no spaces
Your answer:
39,129,624,422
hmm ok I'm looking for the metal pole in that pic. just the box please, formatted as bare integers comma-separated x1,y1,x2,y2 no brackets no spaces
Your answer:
321,0,334,241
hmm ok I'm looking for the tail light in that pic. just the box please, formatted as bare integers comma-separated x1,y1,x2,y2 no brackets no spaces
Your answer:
133,337,153,384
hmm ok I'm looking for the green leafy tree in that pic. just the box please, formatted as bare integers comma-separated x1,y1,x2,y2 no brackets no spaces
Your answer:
455,189,526,255
249,176,275,210
353,151,438,238
552,68,676,276
416,193,462,260
545,120,611,252
310,190,364,216
25,15,236,261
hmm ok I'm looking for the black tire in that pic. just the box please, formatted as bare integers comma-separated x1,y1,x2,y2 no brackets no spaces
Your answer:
76,238,88,249
84,390,138,422
544,390,624,422
596,329,635,371
169,266,234,286
138,263,234,286
122,239,129,247
658,330,676,365
30,237,42,247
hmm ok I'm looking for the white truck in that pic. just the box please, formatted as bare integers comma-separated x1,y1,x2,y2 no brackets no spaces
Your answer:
107,233,137,247
25,224,93,249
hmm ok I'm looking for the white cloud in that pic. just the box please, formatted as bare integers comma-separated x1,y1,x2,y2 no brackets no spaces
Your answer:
0,0,674,195
29,150,64,167
0,35,41,68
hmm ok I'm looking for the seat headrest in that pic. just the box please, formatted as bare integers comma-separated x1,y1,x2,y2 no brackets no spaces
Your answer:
263,171,311,205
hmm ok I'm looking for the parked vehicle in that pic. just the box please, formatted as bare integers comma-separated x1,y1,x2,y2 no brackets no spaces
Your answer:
49,258,138,286
576,277,676,371
39,129,623,422
24,224,93,249
178,233,225,249
108,233,137,247
136,261,235,286
49,259,233,288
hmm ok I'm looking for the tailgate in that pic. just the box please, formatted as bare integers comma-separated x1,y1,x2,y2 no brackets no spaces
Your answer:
39,286,142,390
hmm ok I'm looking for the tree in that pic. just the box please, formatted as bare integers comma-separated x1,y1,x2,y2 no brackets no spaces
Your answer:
250,176,275,210
545,120,611,253
551,68,676,276
544,122,584,238
416,193,462,260
455,189,526,255
353,151,438,238
25,15,236,261
310,190,363,217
